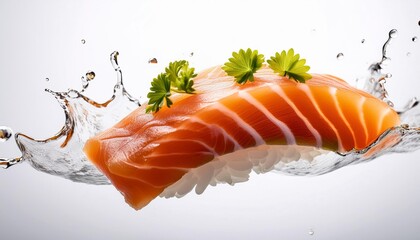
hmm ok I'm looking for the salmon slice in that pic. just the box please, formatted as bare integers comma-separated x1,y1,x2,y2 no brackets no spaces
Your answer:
84,65,400,210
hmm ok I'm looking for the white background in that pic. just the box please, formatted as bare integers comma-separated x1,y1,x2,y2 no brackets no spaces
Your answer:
1,0,420,239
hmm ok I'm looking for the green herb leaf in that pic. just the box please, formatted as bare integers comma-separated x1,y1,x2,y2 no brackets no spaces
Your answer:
222,48,265,84
146,60,197,113
146,73,172,113
165,60,197,93
267,48,312,83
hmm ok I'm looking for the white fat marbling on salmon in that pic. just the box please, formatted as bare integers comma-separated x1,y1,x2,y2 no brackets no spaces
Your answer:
188,116,242,151
270,84,323,148
212,102,265,146
237,90,296,145
150,139,218,156
329,87,357,148
357,97,369,146
377,107,393,136
299,84,343,151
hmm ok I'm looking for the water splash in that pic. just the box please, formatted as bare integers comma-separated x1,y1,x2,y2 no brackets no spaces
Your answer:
0,126,22,169
0,51,140,184
148,58,158,64
0,126,13,142
272,29,420,176
357,29,398,107
308,229,315,236
80,71,96,93
1,30,420,187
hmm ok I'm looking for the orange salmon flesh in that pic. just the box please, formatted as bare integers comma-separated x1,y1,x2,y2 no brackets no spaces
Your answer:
84,65,400,210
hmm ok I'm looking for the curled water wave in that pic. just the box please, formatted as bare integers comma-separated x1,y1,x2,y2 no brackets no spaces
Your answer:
0,51,140,184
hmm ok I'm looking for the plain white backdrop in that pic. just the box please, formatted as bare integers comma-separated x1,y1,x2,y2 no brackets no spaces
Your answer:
1,0,420,239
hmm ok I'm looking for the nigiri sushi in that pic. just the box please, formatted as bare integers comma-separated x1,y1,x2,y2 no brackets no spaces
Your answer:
84,65,399,210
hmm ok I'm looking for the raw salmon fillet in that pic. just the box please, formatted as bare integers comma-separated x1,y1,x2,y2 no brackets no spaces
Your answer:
84,65,400,210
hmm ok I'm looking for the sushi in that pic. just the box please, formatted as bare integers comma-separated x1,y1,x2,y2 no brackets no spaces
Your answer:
84,65,400,210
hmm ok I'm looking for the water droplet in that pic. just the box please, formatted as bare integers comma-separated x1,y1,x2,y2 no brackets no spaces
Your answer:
361,39,365,43
336,53,344,60
67,90,79,98
86,71,96,81
81,39,86,44
45,77,49,82
412,36,417,42
407,52,412,57
189,52,194,57
385,73,392,79
384,98,394,107
389,29,398,38
381,57,391,66
111,51,120,71
148,58,158,64
0,126,13,142
81,76,88,91
308,229,314,236
418,20,420,26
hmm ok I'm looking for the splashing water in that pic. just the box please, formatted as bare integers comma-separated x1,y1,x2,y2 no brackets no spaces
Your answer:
148,58,158,64
357,29,398,107
0,126,13,142
1,30,420,186
0,51,140,184
80,71,96,93
308,229,315,236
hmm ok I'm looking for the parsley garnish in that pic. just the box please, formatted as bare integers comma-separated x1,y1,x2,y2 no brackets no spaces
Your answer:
146,60,196,113
222,48,265,84
146,49,312,113
146,73,173,113
165,60,196,93
267,48,312,83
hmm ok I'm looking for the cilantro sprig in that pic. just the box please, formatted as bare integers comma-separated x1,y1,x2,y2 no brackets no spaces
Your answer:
222,48,265,84
267,48,312,83
166,60,196,93
146,73,172,113
146,48,312,113
222,48,312,84
146,60,196,113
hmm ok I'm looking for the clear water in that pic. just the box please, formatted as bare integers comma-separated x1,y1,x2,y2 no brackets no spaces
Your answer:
308,229,314,236
0,51,140,184
80,71,96,93
0,126,13,142
0,31,419,185
148,58,158,64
